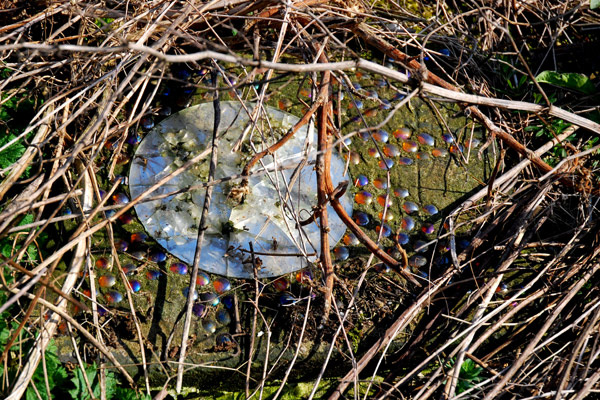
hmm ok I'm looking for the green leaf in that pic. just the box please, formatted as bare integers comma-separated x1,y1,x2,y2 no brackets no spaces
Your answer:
592,0,600,9
536,71,596,95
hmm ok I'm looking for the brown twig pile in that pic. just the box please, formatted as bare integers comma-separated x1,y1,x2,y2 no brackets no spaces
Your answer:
0,0,599,399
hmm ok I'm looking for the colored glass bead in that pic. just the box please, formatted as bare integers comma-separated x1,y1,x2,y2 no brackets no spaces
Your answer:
393,127,411,140
380,99,391,109
273,277,289,292
397,232,410,245
417,133,435,146
182,287,198,301
203,319,217,333
122,264,136,275
221,295,234,309
373,178,388,189
364,108,378,117
414,240,429,253
98,274,116,288
113,175,128,185
111,193,129,205
416,152,430,161
170,262,188,275
377,195,393,208
128,280,141,292
403,201,419,214
442,133,454,143
158,106,171,116
215,333,233,347
423,204,438,215
375,224,392,237
432,148,449,157
118,214,134,224
378,158,394,170
398,157,413,165
148,250,166,263
393,188,409,198
409,255,427,268
216,309,231,325
295,269,314,283
126,134,142,145
130,232,148,243
345,151,361,165
373,130,389,143
200,292,220,306
354,212,370,226
465,138,480,148
354,174,369,187
279,293,295,305
105,209,116,218
193,303,206,318
333,246,350,261
278,98,293,110
213,277,231,294
350,99,363,110
401,216,415,231
95,257,109,269
377,211,393,222
402,140,418,153
450,144,464,154
299,88,311,98
140,116,154,130
146,270,162,280
197,272,210,286
343,233,360,246
105,291,123,304
440,48,450,56
368,148,380,158
130,250,146,261
355,191,373,205
392,92,405,101
373,263,390,273
383,144,400,158
352,82,362,90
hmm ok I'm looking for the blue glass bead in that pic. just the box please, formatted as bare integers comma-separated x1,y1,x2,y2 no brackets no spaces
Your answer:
333,246,350,261
423,205,438,215
397,232,410,245
213,277,231,294
401,216,415,231
354,212,370,226
216,309,231,325
202,319,217,333
373,263,390,273
182,287,198,301
148,250,166,263
200,292,220,306
140,116,154,130
403,201,419,214
128,280,141,292
354,174,369,187
440,48,450,56
409,255,427,268
221,295,234,309
170,262,188,275
193,303,206,318
378,158,394,170
279,293,295,306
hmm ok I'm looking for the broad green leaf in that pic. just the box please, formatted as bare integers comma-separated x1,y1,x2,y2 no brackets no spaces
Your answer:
592,0,600,9
536,71,596,95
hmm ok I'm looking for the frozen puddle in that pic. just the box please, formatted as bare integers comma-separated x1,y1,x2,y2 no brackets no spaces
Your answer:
129,101,353,278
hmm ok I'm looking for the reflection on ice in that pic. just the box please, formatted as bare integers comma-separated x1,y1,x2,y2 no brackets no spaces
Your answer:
129,101,352,278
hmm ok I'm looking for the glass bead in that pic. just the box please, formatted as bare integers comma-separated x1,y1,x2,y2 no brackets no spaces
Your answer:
130,232,148,243
401,216,415,231
122,264,136,275
393,188,409,198
333,246,350,261
203,319,217,333
373,178,388,189
354,174,369,187
417,133,435,146
197,272,210,286
432,148,449,157
126,134,142,146
118,214,134,224
375,224,392,237
146,270,162,280
383,144,400,158
409,255,427,268
193,303,206,318
442,133,454,143
111,193,129,205
129,250,146,261
343,233,360,246
373,130,389,143
402,140,418,153
423,204,438,215
368,148,380,158
416,152,430,161
414,240,429,253
377,195,393,208
373,263,390,273
377,211,393,222
365,108,378,117
221,295,234,309
216,309,231,325
213,277,231,294
105,291,123,304
114,239,129,252
393,127,411,140
95,257,109,269
378,158,394,170
403,201,419,214
354,212,370,226
170,262,188,275
279,293,295,305
355,191,373,205
273,277,289,292
398,157,413,165
148,250,166,263
200,292,220,306
397,232,410,245
98,274,116,288
140,116,154,130
295,269,314,283
128,280,141,292
380,99,391,109
182,287,198,301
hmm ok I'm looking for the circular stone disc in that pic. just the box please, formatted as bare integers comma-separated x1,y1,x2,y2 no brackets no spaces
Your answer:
129,101,353,278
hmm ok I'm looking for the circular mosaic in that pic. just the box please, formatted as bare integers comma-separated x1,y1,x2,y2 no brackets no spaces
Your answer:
129,101,353,278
